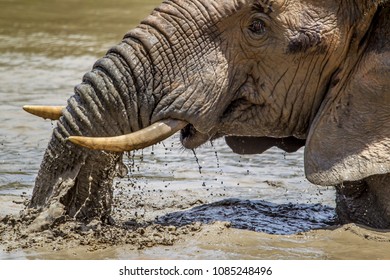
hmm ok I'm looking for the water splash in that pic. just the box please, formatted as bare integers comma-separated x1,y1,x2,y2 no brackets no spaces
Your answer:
210,141,223,175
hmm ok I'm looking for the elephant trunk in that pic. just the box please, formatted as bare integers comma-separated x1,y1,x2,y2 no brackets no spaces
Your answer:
29,34,160,225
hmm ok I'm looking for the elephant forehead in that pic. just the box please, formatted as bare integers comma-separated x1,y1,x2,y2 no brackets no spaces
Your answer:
278,4,340,54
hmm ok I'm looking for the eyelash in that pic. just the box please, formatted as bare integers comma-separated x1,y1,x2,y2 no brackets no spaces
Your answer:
249,19,266,35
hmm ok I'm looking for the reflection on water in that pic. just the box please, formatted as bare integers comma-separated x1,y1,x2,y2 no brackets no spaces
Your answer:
0,0,339,254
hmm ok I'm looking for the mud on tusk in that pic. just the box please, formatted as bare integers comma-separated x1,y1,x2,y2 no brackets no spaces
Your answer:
23,105,65,120
67,119,188,152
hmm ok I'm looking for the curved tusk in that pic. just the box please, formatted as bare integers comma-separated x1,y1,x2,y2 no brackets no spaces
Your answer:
23,105,65,120
67,119,188,152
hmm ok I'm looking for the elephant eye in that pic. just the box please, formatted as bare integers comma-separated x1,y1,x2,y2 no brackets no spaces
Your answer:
249,19,266,35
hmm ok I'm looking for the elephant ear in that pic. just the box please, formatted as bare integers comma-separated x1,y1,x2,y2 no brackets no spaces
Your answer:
305,4,390,185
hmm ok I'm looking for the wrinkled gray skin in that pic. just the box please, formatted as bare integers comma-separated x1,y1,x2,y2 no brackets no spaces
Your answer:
29,0,390,229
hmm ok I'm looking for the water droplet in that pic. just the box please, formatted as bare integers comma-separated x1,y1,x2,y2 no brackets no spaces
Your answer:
192,149,202,174
211,141,223,174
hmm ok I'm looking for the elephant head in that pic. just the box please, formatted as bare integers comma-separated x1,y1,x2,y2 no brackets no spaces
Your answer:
26,0,390,229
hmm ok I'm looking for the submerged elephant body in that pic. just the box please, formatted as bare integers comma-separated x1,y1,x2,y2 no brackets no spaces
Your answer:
27,0,390,229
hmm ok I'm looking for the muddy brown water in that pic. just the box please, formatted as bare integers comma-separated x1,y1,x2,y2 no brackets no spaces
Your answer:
1,0,390,260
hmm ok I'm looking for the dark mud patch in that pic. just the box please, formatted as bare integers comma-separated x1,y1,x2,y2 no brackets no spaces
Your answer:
157,198,337,234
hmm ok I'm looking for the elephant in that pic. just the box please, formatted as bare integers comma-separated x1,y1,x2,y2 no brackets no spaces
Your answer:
24,0,390,230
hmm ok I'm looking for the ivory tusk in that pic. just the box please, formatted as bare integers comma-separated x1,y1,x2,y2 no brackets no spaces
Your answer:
23,105,65,120
67,119,188,152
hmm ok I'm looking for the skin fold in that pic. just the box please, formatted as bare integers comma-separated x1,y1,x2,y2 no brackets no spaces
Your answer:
28,0,389,230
